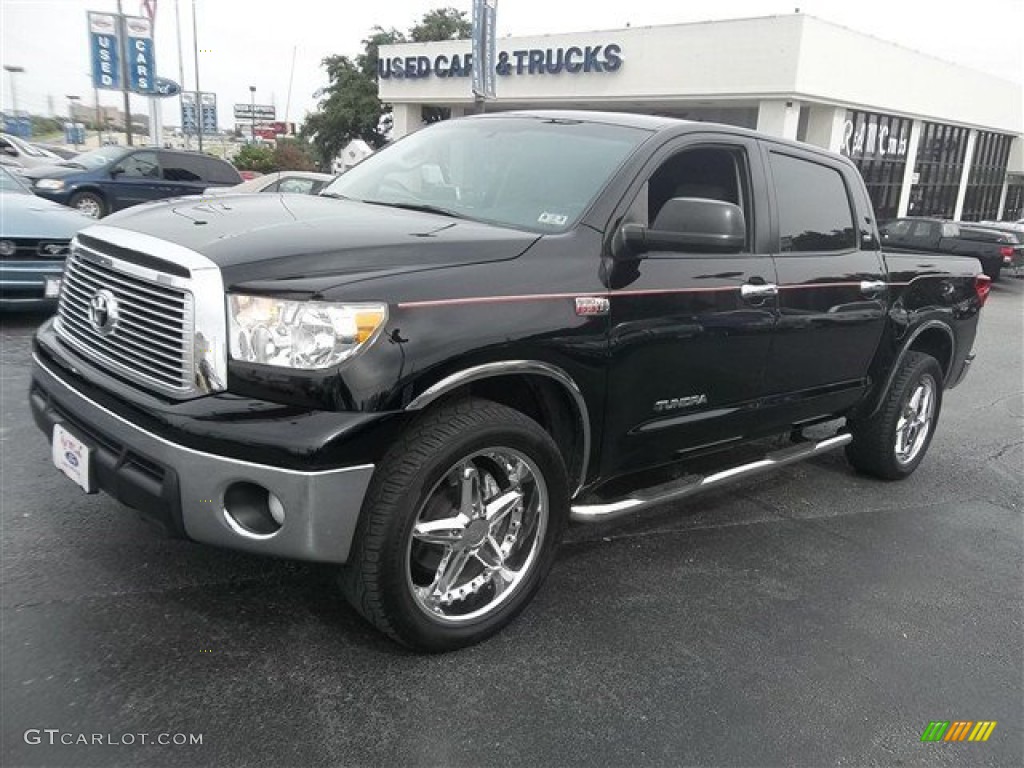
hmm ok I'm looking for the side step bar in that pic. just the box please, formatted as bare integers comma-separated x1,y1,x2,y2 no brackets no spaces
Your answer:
570,433,852,523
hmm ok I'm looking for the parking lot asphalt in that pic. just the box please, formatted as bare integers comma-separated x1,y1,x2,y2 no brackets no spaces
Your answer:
2,279,1022,768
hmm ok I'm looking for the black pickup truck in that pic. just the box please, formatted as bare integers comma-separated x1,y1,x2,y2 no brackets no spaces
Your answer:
29,112,988,651
880,217,1021,280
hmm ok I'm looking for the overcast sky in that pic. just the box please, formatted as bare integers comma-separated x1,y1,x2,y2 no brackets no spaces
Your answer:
1,0,1021,129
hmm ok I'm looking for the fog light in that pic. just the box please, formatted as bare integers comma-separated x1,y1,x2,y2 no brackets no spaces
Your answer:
268,492,286,526
222,482,283,538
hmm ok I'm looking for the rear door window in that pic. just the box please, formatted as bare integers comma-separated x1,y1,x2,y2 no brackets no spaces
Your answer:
769,152,856,252
160,152,206,182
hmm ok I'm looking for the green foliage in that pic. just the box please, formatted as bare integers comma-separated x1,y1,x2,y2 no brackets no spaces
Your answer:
30,116,64,138
232,144,276,174
301,7,472,162
409,7,472,42
273,138,317,172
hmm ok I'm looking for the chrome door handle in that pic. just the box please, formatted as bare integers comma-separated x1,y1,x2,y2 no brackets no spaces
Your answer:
860,280,887,296
740,283,778,301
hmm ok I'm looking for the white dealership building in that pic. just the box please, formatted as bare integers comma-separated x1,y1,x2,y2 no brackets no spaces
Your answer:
378,13,1024,222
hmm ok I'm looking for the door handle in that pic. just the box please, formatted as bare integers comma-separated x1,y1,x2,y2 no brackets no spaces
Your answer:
860,280,887,297
740,283,778,301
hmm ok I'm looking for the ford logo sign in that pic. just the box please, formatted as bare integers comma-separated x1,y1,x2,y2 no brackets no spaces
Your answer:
154,77,181,98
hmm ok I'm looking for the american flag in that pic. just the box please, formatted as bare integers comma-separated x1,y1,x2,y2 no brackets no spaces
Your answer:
141,0,157,22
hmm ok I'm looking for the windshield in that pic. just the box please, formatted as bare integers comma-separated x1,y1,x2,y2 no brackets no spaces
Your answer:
321,116,649,232
66,145,128,169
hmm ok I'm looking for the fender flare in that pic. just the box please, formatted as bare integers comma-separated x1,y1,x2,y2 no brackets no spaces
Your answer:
405,360,592,497
864,320,955,420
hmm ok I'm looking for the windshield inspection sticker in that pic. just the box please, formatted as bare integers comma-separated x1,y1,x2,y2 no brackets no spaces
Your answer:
538,212,569,227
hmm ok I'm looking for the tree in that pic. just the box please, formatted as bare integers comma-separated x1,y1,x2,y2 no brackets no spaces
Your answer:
409,7,471,42
232,144,276,174
273,138,317,172
301,7,472,163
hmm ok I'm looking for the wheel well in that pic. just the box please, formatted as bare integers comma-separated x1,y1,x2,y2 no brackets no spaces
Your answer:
907,327,953,382
425,374,585,492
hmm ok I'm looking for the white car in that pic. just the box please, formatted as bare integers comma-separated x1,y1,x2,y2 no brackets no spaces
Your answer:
203,171,334,197
0,133,62,169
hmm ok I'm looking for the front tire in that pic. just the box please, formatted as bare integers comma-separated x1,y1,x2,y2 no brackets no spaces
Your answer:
341,398,569,652
846,351,943,480
69,191,106,219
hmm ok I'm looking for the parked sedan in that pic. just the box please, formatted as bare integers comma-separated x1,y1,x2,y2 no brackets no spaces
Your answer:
0,133,64,170
203,170,334,197
0,177,92,310
22,146,242,218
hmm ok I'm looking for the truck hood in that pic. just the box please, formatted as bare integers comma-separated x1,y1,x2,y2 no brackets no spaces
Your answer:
94,194,541,288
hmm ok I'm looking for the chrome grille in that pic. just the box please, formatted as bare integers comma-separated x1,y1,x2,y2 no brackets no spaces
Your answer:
56,244,195,395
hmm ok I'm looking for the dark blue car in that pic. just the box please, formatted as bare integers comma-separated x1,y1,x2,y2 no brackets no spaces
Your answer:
22,146,242,218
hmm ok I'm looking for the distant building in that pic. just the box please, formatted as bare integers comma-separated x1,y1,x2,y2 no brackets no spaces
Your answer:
379,13,1023,221
70,103,149,133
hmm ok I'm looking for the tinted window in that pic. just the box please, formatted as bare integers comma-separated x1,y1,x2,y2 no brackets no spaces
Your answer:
882,220,912,237
204,157,242,185
159,152,206,182
116,151,160,178
770,153,855,252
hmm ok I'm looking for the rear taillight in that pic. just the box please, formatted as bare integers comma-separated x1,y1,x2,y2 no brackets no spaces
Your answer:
999,246,1014,263
975,274,991,306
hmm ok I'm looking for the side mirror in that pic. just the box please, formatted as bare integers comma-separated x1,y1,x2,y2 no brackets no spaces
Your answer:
617,197,746,258
110,166,124,177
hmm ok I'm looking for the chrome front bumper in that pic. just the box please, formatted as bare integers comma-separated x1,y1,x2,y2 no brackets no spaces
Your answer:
31,353,374,564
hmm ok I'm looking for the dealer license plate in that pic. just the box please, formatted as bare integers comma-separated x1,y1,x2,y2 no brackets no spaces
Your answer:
52,423,93,493
44,277,62,298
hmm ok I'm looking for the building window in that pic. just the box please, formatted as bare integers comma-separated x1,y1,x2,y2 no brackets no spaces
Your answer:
839,110,912,221
1004,177,1024,221
961,131,1013,221
908,122,970,219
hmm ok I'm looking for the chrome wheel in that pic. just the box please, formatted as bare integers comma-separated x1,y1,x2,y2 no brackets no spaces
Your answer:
74,196,102,218
406,448,548,623
894,374,936,465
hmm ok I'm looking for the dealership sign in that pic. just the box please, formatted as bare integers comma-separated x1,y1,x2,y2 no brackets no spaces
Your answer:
377,43,623,80
87,11,158,94
471,0,497,98
841,112,909,160
154,77,181,97
234,104,276,121
88,12,122,90
124,16,155,93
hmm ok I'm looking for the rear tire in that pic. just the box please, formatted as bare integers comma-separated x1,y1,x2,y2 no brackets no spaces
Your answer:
846,351,943,480
69,191,106,219
340,398,569,652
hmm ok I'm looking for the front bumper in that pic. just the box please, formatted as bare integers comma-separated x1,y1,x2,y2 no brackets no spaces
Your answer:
0,261,64,309
30,352,375,564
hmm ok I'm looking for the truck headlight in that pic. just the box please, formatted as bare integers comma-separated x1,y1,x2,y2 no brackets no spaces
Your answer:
227,295,387,369
34,179,65,191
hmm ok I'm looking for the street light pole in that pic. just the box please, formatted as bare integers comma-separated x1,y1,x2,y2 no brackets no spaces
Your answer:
3,65,25,135
192,0,203,152
66,95,81,149
249,85,255,143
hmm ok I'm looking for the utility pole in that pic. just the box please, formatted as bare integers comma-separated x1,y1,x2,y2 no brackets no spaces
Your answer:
115,0,133,145
192,0,202,151
249,85,255,143
3,65,24,134
174,0,188,149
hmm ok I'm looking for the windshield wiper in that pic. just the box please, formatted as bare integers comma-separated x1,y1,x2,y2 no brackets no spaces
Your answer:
361,200,466,219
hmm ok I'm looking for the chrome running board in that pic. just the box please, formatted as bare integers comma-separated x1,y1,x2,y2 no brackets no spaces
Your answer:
570,433,852,523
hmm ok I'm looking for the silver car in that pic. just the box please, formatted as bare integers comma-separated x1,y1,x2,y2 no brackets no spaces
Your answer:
202,170,334,197
0,168,92,310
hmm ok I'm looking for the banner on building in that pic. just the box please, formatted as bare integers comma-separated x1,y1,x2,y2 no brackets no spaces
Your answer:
88,12,122,90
